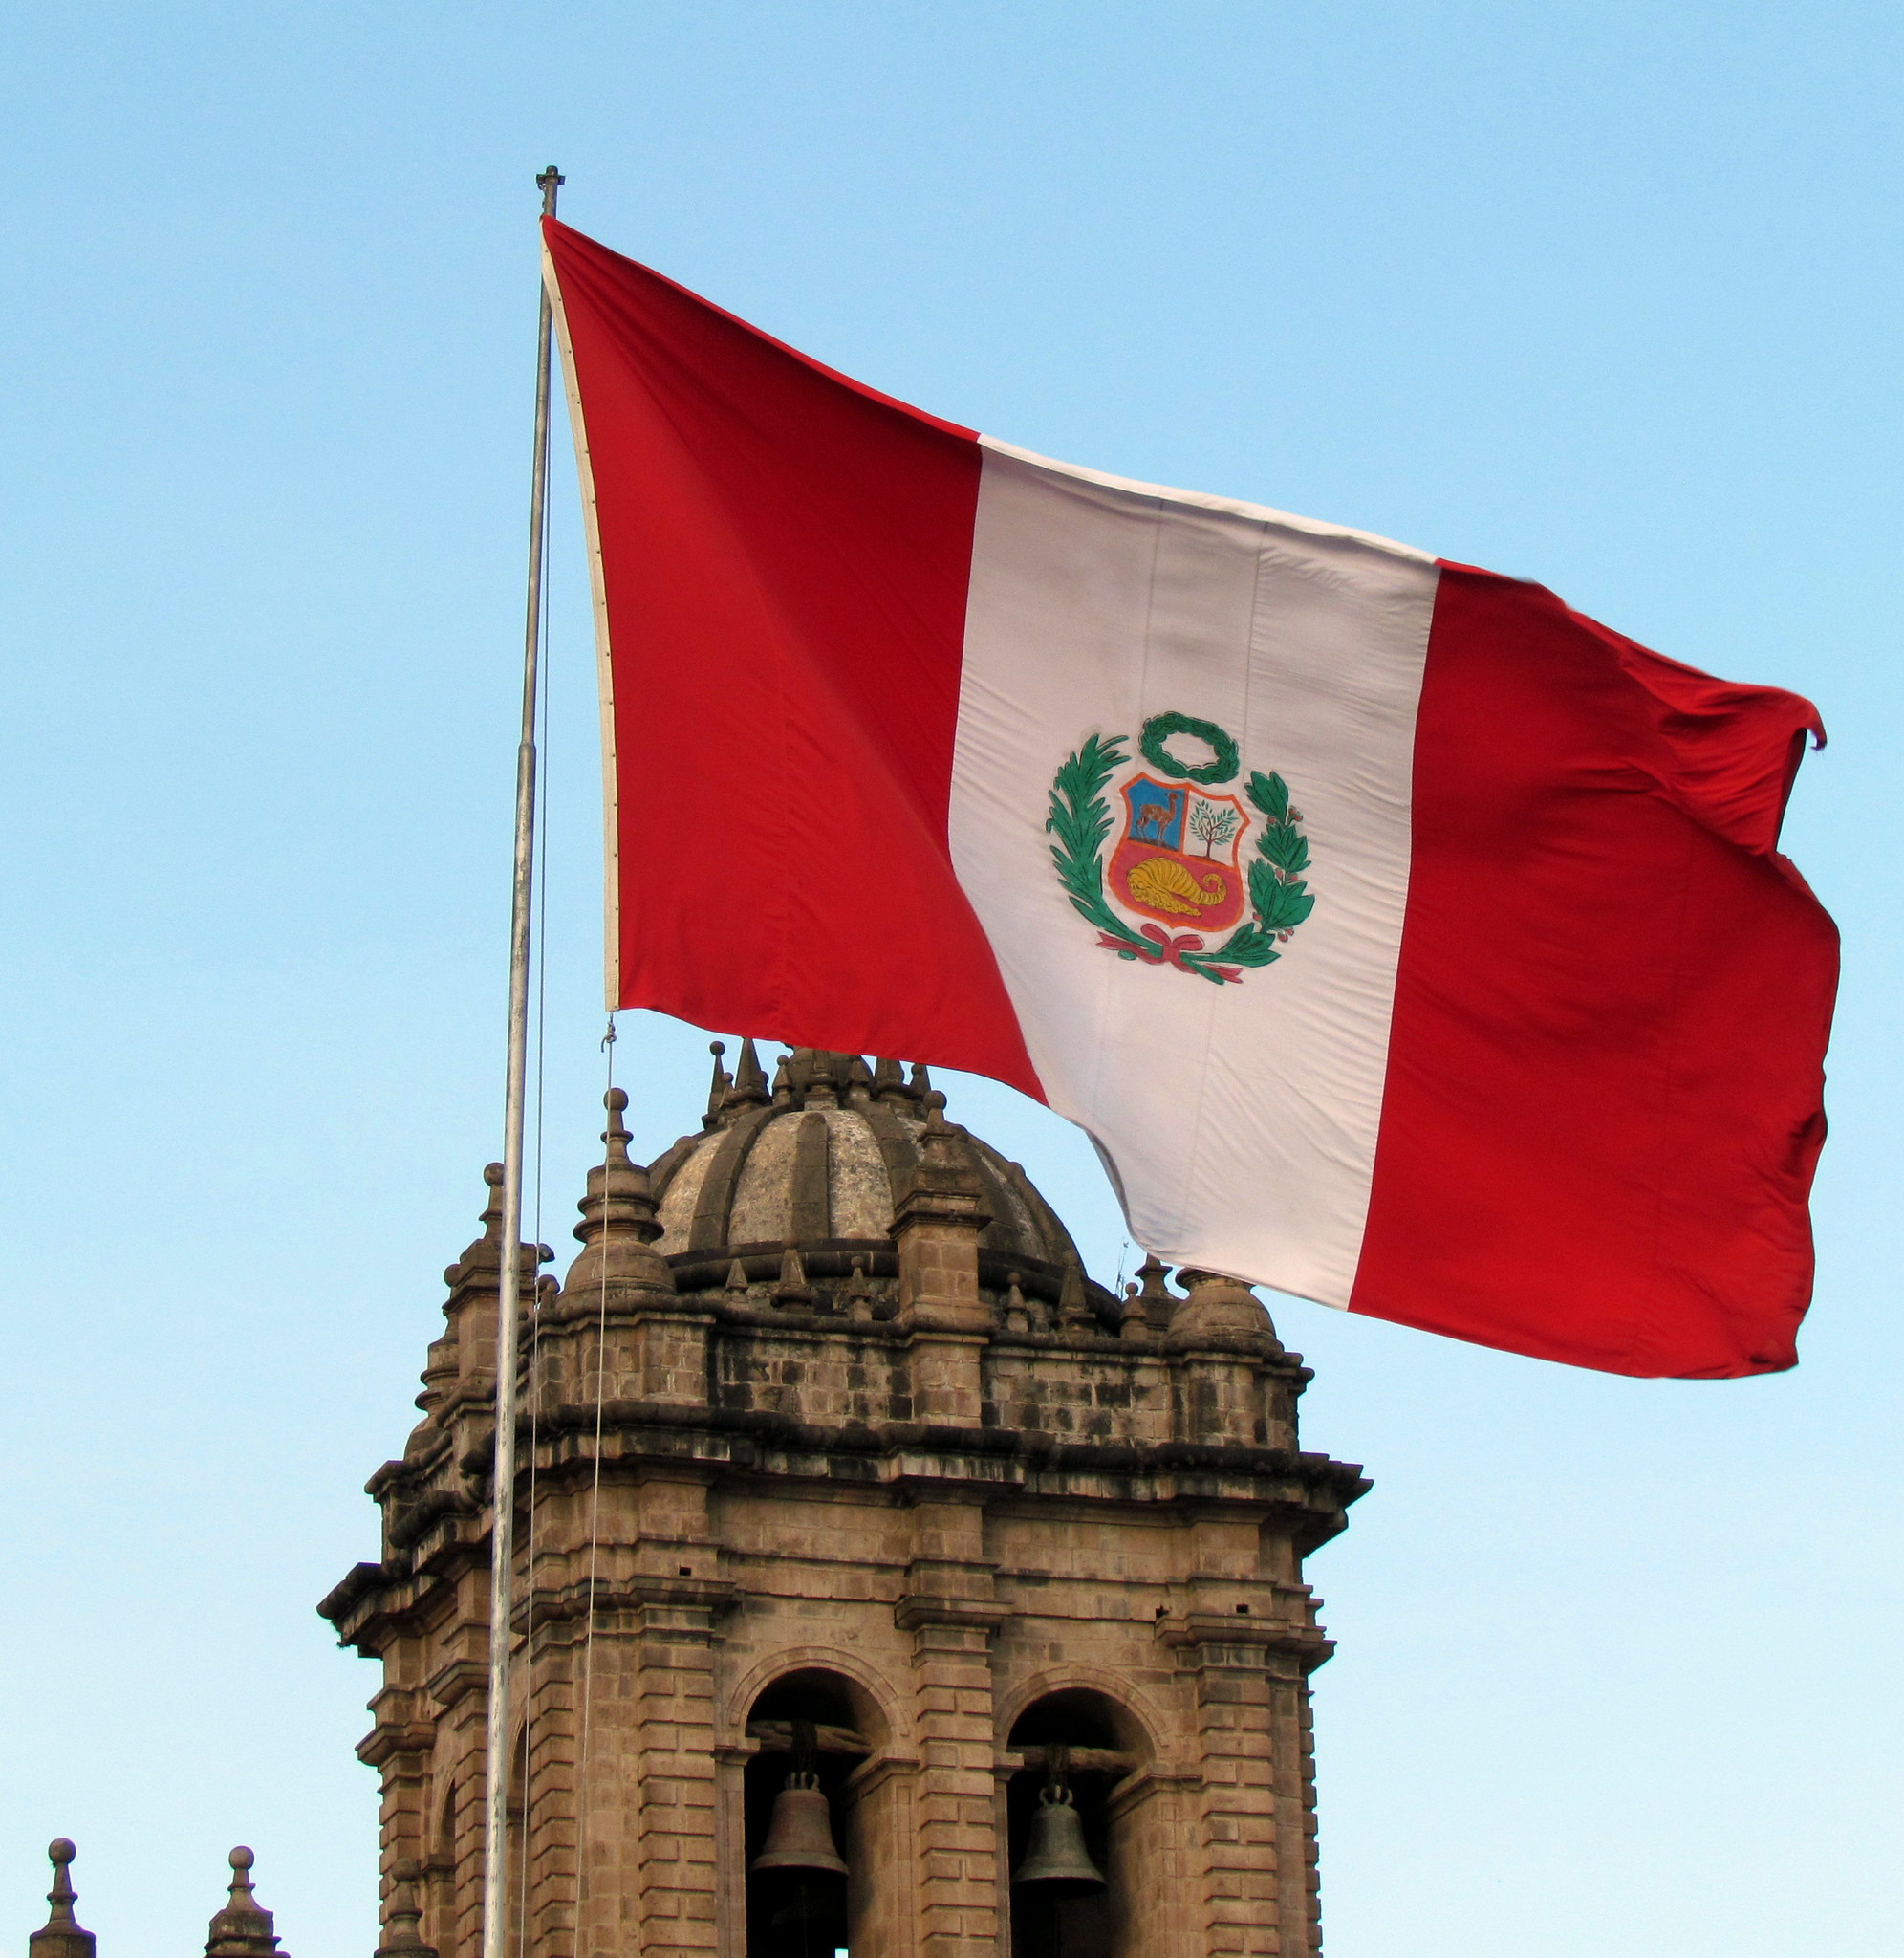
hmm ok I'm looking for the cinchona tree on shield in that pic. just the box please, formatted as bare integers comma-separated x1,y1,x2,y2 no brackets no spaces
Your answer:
1188,799,1242,858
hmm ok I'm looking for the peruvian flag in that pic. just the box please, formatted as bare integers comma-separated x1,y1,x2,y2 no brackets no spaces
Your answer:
542,217,1837,1380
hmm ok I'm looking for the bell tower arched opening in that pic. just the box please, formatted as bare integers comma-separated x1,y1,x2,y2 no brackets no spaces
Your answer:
744,1670,876,1958
1006,1689,1147,1958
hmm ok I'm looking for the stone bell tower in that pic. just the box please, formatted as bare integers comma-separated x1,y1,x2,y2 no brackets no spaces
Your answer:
320,1046,1368,1958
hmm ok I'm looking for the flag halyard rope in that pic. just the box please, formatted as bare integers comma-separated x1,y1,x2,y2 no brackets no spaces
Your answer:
514,356,558,1958
572,1013,617,1955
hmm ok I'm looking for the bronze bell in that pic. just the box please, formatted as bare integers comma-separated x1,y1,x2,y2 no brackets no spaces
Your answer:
750,1772,848,1877
1011,1783,1105,1895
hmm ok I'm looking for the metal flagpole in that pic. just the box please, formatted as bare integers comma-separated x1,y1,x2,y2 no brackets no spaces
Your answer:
482,160,564,1958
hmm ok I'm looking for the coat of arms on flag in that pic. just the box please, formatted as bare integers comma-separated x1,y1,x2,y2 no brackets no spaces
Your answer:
1045,711,1317,985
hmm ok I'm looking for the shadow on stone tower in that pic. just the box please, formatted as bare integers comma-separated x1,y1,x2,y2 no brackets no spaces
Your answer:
319,1045,1368,1957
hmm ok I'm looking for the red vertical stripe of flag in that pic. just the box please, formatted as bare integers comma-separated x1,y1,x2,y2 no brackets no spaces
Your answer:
1352,567,1837,1375
544,219,1038,1089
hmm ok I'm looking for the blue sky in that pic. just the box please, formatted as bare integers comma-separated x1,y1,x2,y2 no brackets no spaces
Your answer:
3,5,1899,1953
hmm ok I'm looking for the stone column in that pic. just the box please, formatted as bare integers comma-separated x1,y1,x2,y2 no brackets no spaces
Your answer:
545,1512,735,1958
896,1495,1005,1958
898,1611,1002,1958
568,1470,732,1958
1190,1645,1324,1958
1267,1669,1323,1958
422,1573,497,1958
559,1584,731,1958
1155,1603,1331,1958
568,1600,646,1958
1107,1767,1206,1958
517,1639,581,1958
1186,1631,1280,1957
632,1591,724,1956
844,1752,922,1958
357,1661,437,1943
711,1740,753,1958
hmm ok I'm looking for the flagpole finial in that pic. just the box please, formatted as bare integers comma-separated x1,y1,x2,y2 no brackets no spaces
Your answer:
537,165,564,217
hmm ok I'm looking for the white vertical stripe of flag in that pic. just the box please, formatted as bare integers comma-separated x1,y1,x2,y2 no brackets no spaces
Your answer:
949,440,1440,1307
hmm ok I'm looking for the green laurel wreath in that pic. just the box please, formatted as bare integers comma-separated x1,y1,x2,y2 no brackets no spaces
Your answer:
1139,710,1241,785
1046,732,1315,986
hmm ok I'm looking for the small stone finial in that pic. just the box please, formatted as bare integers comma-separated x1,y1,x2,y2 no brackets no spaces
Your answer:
204,1847,283,1958
373,1860,438,1958
1058,1255,1093,1331
1120,1278,1150,1339
921,1089,952,1137
42,1841,76,1923
604,1085,635,1155
843,1255,876,1319
871,1055,908,1102
907,1061,933,1102
772,1245,814,1308
29,1839,93,1958
769,1054,794,1106
703,1042,731,1127
845,1054,874,1106
1123,1255,1173,1338
724,1256,750,1294
1002,1272,1031,1335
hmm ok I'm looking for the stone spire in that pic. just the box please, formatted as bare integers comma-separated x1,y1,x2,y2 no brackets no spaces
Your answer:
203,1849,283,1958
437,1164,547,1316
1058,1253,1094,1332
703,1041,732,1128
564,1088,674,1296
728,1037,770,1110
449,1163,506,1288
28,1840,92,1958
414,1162,551,1423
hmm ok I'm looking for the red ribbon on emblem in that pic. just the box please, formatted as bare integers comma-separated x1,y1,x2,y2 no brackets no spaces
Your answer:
1096,924,1242,984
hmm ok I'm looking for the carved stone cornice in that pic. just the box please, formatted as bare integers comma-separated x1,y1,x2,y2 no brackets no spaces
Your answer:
424,1658,488,1709
1155,1611,1335,1672
356,1721,437,1769
523,1571,741,1625
893,1593,1009,1637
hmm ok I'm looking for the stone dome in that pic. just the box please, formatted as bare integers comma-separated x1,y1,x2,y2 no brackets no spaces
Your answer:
641,1044,1116,1324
